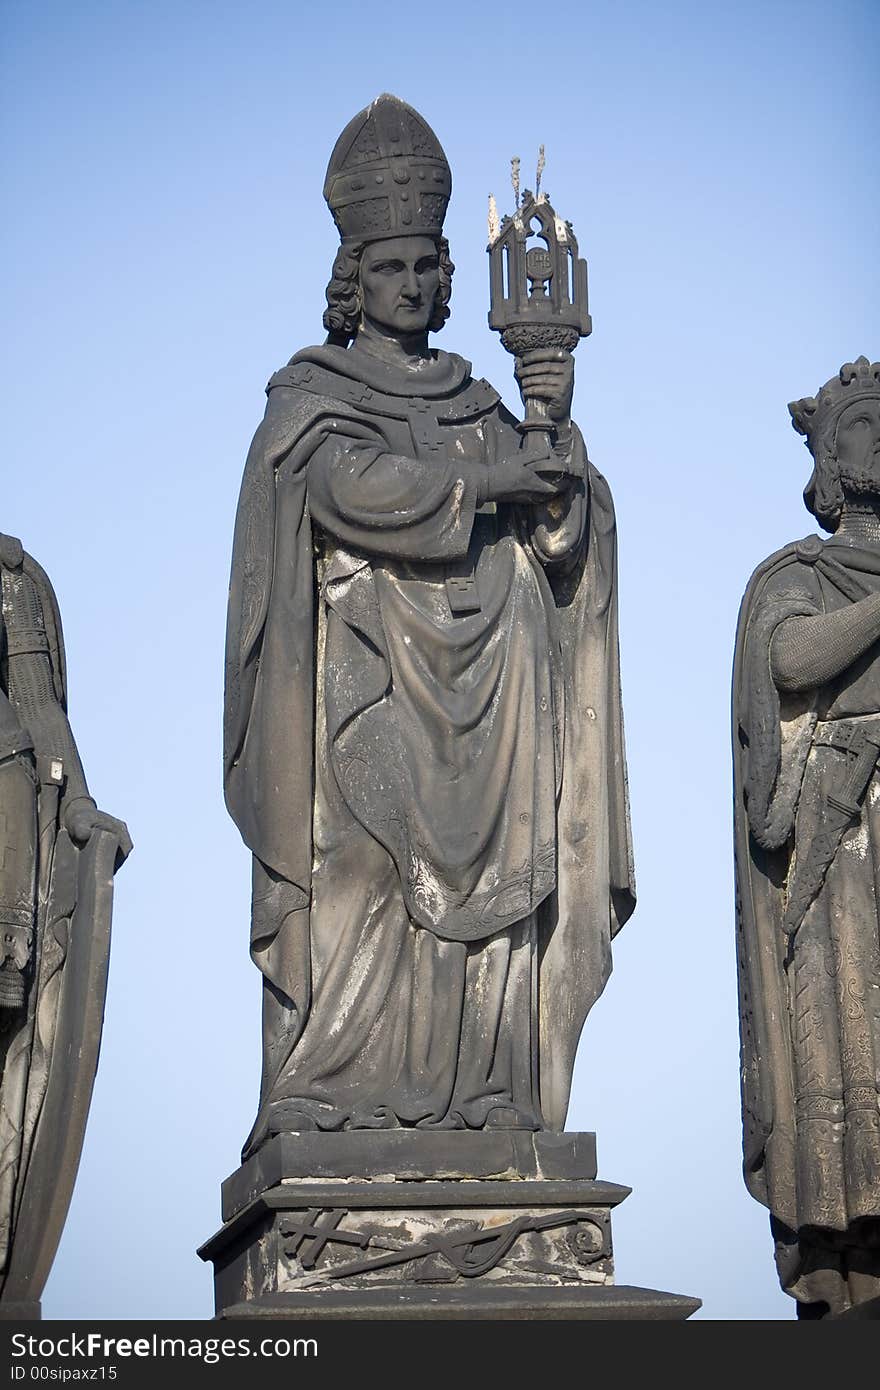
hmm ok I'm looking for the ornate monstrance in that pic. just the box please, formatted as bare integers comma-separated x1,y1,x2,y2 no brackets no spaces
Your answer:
488,154,591,461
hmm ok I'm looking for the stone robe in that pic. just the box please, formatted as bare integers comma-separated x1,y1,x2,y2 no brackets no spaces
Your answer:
0,536,127,1311
0,538,67,1279
224,341,635,1153
734,534,880,1313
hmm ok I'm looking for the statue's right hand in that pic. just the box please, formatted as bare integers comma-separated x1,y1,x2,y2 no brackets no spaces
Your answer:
64,797,133,863
481,449,567,503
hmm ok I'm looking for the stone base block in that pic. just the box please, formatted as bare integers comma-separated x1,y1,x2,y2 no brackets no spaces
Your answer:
0,1300,41,1320
217,1286,700,1319
199,1133,700,1319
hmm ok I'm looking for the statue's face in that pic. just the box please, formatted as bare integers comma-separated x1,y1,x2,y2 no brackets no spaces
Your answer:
359,235,440,336
836,397,880,492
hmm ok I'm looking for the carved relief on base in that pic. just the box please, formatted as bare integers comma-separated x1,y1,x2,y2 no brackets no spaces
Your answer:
277,1205,613,1291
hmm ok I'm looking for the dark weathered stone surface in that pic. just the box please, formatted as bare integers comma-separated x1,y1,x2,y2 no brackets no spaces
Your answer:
223,93,634,1151
222,1131,599,1221
829,1294,880,1320
733,356,880,1319
200,1135,698,1319
210,94,697,1319
0,535,131,1319
216,1286,701,1321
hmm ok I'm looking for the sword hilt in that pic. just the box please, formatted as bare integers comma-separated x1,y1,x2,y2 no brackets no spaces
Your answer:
839,731,880,805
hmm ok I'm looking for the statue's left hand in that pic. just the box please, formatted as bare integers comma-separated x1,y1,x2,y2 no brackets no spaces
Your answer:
515,349,574,425
64,798,133,862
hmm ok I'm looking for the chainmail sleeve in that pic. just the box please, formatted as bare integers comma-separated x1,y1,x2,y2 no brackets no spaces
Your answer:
770,592,880,693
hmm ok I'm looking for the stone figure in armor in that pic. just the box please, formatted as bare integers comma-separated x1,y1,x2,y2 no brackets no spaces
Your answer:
733,357,880,1317
0,534,130,1316
224,95,635,1155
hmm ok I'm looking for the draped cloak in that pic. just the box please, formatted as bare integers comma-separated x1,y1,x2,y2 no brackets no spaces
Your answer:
733,533,880,1310
225,342,635,1146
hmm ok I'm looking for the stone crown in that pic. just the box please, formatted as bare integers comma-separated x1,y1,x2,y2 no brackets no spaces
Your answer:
790,356,880,448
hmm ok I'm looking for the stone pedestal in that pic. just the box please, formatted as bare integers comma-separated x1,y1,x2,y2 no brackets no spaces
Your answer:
0,1300,40,1320
199,1133,699,1319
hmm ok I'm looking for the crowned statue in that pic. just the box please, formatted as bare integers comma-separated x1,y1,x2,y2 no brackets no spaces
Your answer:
208,95,695,1319
733,357,880,1318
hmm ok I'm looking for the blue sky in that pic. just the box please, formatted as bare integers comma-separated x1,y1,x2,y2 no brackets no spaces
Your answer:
2,0,878,1319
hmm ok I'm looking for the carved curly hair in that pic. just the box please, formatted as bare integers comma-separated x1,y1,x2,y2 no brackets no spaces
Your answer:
323,237,454,345
803,446,844,533
802,412,861,532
